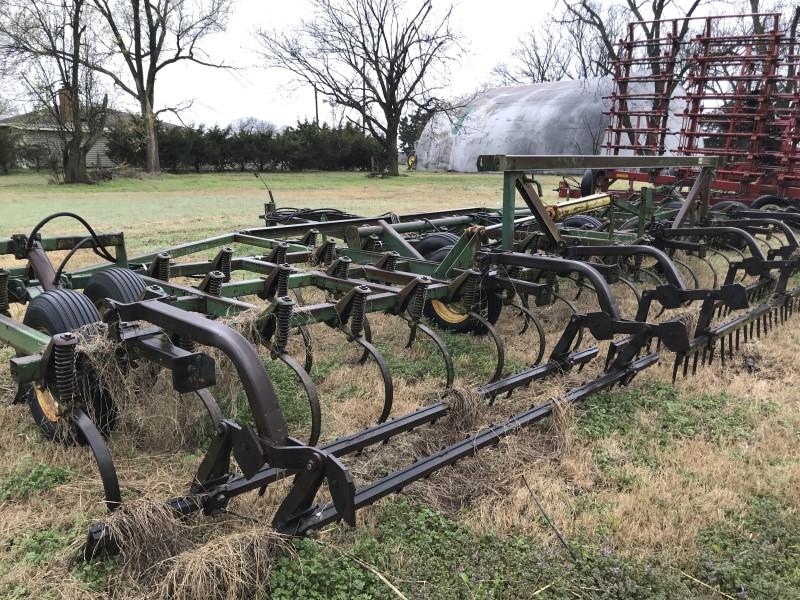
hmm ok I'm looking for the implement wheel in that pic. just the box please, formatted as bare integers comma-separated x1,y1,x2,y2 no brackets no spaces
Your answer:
84,268,147,308
420,243,502,333
20,290,115,443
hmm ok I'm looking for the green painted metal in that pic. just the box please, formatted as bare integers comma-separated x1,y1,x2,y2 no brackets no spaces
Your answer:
433,233,481,278
0,315,50,354
10,354,44,383
502,171,518,251
337,248,437,275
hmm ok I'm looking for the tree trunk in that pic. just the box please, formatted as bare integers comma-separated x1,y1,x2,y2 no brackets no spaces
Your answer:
142,104,160,173
386,122,400,176
63,136,85,183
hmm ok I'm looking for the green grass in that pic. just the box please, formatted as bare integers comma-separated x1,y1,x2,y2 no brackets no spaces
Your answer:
0,169,505,195
0,460,71,503
0,170,510,248
0,170,571,255
267,498,794,600
577,382,759,445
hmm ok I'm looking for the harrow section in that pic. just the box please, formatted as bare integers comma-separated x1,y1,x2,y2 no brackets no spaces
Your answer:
602,11,800,205
1,153,798,559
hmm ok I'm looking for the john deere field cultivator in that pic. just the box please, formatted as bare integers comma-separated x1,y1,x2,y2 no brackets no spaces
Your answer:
1,155,798,557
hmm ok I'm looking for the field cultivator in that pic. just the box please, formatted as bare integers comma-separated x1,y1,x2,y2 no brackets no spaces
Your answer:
1,155,798,558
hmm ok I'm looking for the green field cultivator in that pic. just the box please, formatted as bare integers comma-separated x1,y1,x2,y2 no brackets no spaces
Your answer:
1,155,798,558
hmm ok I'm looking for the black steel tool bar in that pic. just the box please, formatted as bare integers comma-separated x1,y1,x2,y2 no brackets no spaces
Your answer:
165,402,451,515
287,352,659,535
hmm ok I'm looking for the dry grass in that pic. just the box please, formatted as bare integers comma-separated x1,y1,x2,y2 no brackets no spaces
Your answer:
155,529,293,600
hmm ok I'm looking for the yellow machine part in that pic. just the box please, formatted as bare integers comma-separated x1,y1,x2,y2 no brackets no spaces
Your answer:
545,193,611,221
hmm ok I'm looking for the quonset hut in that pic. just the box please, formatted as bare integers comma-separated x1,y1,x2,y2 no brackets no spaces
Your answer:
415,77,685,172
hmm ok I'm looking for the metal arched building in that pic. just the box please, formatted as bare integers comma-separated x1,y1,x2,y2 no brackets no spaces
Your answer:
415,78,685,172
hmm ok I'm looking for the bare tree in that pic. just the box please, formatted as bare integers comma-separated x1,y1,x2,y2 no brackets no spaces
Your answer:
492,26,572,85
88,0,233,173
493,3,623,86
257,0,458,176
0,0,109,182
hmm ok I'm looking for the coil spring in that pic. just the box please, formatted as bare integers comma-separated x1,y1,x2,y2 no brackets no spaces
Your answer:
174,334,196,353
206,271,224,296
463,272,480,309
0,269,8,311
410,280,428,321
333,257,350,279
545,270,557,291
322,240,336,265
277,265,290,297
274,299,293,353
218,247,233,279
156,253,170,281
273,243,287,265
383,252,397,271
54,342,77,408
349,287,368,337
305,231,318,249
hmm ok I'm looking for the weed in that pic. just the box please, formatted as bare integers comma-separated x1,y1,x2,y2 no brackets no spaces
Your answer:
695,495,800,598
0,460,71,503
266,500,702,600
5,527,70,566
578,382,753,445
71,557,120,592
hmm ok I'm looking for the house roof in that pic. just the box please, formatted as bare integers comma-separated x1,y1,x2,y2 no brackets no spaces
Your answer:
0,108,174,131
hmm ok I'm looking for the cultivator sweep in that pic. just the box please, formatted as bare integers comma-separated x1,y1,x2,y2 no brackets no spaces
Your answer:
1,154,798,558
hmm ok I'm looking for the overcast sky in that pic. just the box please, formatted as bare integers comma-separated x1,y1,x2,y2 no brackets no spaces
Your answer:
151,0,557,128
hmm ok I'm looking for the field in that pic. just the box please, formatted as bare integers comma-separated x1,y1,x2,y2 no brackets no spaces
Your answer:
0,171,798,600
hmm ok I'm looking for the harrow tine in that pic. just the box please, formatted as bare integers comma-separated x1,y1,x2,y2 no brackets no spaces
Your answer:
728,333,733,359
672,354,682,382
692,351,700,375
411,321,455,388
708,340,716,365
720,337,725,366
350,335,394,423
735,329,740,351
469,311,506,384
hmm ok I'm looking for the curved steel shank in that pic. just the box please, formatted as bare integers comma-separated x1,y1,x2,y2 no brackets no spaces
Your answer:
109,298,289,446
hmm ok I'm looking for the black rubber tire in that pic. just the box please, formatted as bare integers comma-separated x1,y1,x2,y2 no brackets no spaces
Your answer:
618,216,640,232
20,290,114,442
422,244,502,333
24,289,101,335
660,200,685,210
580,169,597,197
84,268,147,308
562,215,602,230
413,232,461,259
751,195,787,210
710,200,749,214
